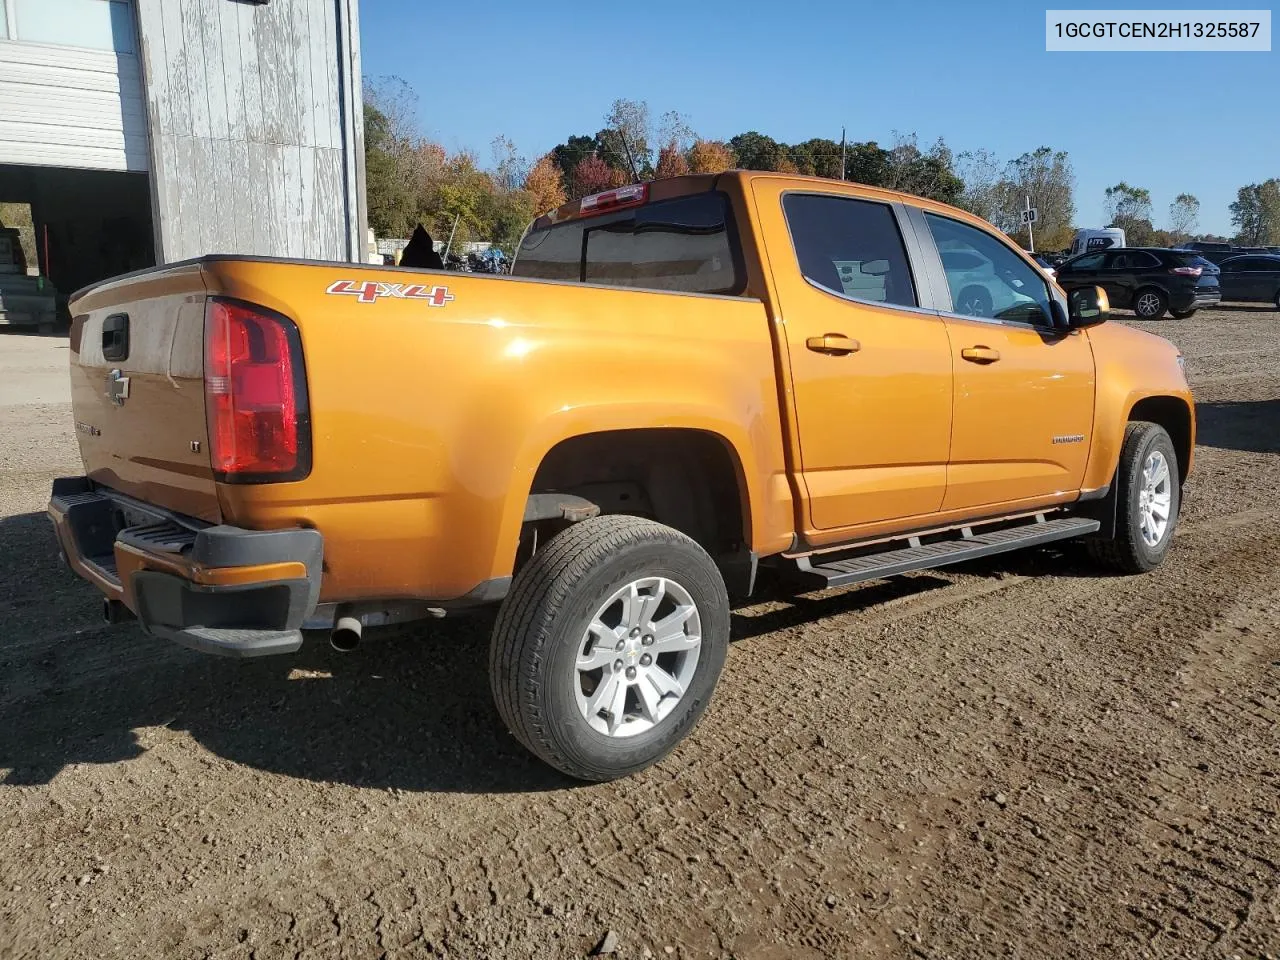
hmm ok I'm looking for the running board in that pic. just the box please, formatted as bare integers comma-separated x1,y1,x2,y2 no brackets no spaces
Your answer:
792,515,1100,588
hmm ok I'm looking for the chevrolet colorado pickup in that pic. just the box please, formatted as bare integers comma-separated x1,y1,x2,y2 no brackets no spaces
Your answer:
49,173,1194,781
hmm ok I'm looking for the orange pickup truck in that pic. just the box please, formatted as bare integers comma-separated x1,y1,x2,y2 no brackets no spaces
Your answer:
49,173,1194,781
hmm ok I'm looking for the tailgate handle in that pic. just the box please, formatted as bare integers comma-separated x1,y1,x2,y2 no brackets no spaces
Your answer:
102,314,129,362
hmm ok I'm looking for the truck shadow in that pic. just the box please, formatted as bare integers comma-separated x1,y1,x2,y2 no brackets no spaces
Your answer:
1195,400,1280,455
0,511,569,793
0,509,960,793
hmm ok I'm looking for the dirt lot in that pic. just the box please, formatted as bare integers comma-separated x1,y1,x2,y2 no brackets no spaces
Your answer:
1,308,1278,960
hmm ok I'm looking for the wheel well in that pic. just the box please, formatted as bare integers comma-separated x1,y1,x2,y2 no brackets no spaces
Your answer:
1130,396,1192,482
524,429,750,562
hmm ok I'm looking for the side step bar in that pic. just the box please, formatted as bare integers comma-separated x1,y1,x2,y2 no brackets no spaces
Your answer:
792,515,1100,588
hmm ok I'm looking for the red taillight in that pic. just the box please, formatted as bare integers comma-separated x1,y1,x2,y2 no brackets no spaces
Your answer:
1170,265,1202,276
579,183,648,216
204,298,310,482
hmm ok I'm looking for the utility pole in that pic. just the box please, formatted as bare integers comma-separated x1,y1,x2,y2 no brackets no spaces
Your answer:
1025,195,1035,253
840,127,846,180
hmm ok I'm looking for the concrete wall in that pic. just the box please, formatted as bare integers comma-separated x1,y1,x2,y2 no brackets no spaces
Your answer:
133,0,366,264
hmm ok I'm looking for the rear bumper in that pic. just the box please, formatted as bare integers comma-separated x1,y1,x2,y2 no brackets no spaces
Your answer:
1173,288,1221,311
48,477,322,657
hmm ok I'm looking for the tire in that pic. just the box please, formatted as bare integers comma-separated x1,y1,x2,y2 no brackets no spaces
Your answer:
1133,287,1168,320
1086,421,1180,574
1170,309,1196,320
956,285,993,318
490,515,730,781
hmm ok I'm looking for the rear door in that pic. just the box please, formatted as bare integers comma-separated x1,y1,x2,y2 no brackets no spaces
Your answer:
751,180,954,533
69,263,220,522
913,209,1096,512
1222,257,1276,300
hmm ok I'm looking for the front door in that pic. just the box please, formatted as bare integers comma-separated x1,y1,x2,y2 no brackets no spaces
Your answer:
752,182,954,533
921,211,1096,511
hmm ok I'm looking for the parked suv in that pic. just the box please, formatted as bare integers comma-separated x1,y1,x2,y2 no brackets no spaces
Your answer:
1218,254,1280,308
1055,247,1221,319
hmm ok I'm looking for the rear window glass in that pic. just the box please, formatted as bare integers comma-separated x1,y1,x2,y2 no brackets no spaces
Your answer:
514,193,743,295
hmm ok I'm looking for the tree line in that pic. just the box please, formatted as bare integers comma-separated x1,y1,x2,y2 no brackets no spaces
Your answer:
364,82,1275,255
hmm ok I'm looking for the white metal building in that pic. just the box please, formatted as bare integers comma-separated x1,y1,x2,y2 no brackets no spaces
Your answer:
0,0,365,311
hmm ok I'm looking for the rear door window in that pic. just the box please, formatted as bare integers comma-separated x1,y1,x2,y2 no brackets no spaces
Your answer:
514,192,743,295
781,194,918,308
1066,252,1106,271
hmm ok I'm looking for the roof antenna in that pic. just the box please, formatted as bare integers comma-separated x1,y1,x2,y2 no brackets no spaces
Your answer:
616,128,641,183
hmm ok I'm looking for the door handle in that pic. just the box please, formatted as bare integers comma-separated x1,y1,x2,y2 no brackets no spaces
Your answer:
806,334,861,355
102,313,130,362
961,346,1001,364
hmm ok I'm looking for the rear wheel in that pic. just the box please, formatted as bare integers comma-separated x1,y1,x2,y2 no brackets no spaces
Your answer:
1086,421,1180,574
490,515,730,781
1133,287,1168,320
1170,309,1196,320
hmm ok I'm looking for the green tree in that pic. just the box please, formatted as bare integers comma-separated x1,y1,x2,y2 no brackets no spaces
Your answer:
843,141,890,186
1230,179,1280,245
789,138,843,179
1004,147,1076,250
363,100,416,238
879,135,963,205
1104,182,1156,245
599,98,654,180
728,131,788,171
551,134,599,182
1168,193,1200,240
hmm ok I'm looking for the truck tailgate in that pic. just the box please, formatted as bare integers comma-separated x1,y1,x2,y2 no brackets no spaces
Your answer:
69,262,220,523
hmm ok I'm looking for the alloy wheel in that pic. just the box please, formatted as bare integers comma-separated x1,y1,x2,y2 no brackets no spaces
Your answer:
1138,450,1173,547
574,577,702,738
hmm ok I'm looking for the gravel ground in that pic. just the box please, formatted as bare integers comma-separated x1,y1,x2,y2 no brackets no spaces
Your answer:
1,307,1278,960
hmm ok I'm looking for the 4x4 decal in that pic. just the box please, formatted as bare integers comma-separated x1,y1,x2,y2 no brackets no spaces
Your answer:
326,279,455,307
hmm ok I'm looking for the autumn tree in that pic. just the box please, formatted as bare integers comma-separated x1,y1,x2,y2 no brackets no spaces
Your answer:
1168,193,1200,240
552,134,599,183
654,142,691,180
570,155,626,199
687,140,735,174
524,154,567,215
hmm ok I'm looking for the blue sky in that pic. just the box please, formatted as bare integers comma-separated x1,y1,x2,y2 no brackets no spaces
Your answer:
358,0,1277,236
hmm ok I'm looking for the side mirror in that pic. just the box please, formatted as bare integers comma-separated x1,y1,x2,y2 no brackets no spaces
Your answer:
860,258,890,276
1069,285,1109,329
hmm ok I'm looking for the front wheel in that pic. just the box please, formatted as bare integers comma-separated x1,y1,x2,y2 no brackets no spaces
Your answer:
1086,421,1181,574
490,515,730,781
